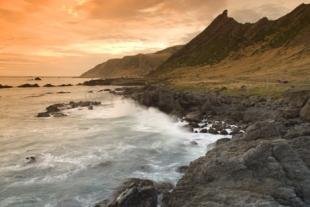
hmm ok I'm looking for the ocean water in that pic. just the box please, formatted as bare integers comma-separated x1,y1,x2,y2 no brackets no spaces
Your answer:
0,77,228,207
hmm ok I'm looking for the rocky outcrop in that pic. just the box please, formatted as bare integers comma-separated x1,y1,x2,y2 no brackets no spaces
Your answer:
95,178,173,207
18,83,39,88
0,84,12,89
110,85,310,207
163,122,310,207
37,101,101,117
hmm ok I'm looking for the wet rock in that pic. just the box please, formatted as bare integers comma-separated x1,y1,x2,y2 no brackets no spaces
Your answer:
300,99,310,121
200,128,208,133
190,141,198,146
0,84,13,89
99,178,170,207
215,138,231,146
18,83,39,88
25,156,36,164
176,166,189,173
43,84,55,87
185,111,202,123
220,129,228,135
58,84,73,87
208,127,218,134
57,91,71,94
37,101,101,117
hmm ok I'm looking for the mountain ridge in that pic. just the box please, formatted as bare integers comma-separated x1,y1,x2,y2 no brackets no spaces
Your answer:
80,45,182,78
152,3,310,75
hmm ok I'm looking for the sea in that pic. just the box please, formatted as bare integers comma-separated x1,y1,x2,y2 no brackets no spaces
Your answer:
0,77,228,207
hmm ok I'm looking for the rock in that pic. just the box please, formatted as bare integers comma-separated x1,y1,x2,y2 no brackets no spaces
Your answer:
37,101,100,117
190,141,198,146
200,128,208,133
208,127,218,134
53,112,67,117
243,120,285,140
57,91,71,94
88,90,94,93
18,83,39,88
220,129,228,135
34,77,41,81
103,178,160,207
0,84,13,89
300,99,310,121
185,111,202,123
37,112,50,117
58,84,73,87
215,138,230,146
43,84,55,87
177,166,189,173
25,156,36,164
230,126,240,135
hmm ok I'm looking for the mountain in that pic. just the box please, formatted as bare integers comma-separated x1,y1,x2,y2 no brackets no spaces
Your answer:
80,45,182,78
151,4,310,80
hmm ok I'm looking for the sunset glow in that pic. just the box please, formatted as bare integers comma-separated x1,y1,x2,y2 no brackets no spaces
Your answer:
0,0,308,76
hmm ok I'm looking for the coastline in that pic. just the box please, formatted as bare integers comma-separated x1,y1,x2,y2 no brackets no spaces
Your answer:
98,85,310,207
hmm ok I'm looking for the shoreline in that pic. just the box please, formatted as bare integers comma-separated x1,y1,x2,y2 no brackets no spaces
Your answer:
97,85,310,207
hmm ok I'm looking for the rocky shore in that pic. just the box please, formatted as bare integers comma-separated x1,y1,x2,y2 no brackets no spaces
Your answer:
97,85,310,207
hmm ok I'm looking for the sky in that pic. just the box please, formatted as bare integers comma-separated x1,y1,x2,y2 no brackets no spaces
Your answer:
0,0,309,76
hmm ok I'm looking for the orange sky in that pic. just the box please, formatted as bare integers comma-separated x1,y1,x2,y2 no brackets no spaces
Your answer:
0,0,309,76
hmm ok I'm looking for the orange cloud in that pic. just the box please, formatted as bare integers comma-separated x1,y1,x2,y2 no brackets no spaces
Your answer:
0,0,308,76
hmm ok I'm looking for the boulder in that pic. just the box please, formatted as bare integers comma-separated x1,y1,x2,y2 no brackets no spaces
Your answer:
34,77,41,81
243,120,285,140
97,178,173,207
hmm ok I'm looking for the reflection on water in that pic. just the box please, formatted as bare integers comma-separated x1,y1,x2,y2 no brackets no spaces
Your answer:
0,77,227,207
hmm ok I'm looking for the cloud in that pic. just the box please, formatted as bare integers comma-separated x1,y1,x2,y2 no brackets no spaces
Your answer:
0,0,308,76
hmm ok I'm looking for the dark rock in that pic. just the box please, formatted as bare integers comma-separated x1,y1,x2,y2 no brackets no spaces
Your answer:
300,99,310,121
102,178,159,207
25,156,36,164
43,84,55,87
37,101,100,117
34,77,41,81
200,128,208,133
190,141,198,146
243,120,285,140
176,165,189,173
18,83,39,88
215,138,231,146
208,127,219,134
57,91,71,94
220,129,228,135
185,111,202,123
58,84,73,87
0,84,13,89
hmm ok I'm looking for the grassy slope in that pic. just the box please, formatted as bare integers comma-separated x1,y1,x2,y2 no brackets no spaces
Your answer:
152,46,310,96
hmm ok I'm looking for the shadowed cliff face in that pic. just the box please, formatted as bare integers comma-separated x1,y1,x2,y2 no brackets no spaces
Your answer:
80,45,182,78
153,3,310,74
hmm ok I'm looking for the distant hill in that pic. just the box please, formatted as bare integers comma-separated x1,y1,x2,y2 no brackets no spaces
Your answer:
152,3,310,76
80,45,182,78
